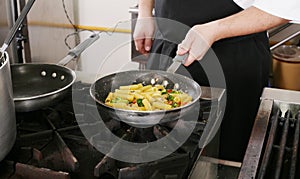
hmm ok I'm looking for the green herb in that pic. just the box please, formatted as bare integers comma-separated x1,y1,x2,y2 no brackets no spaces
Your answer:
161,90,167,95
137,98,144,107
167,94,174,101
172,102,178,108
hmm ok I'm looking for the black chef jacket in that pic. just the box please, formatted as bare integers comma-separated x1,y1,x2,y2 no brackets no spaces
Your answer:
146,0,271,162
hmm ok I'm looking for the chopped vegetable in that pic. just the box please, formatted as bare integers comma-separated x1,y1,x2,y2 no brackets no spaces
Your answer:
137,98,144,107
161,91,167,95
167,94,174,101
172,102,178,108
110,97,129,104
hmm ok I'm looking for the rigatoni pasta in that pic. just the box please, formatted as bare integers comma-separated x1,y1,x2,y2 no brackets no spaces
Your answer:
104,83,193,111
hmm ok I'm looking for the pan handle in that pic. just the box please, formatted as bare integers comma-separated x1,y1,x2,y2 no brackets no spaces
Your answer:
57,34,100,66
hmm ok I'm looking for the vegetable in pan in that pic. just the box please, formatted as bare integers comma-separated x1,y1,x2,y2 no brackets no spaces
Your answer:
104,83,192,111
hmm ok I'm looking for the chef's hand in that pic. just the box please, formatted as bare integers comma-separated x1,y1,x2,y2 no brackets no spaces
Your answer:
133,17,155,55
177,24,216,66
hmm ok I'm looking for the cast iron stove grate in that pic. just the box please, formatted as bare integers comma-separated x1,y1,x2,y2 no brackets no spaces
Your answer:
257,109,300,179
0,81,217,179
239,88,300,179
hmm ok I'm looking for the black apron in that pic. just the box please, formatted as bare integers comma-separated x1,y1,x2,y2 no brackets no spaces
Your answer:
147,0,271,162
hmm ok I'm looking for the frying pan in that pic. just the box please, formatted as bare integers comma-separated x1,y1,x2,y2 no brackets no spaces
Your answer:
12,34,99,112
90,70,201,128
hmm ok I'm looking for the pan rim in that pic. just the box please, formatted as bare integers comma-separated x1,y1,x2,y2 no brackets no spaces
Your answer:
0,52,8,70
89,70,201,114
12,63,76,101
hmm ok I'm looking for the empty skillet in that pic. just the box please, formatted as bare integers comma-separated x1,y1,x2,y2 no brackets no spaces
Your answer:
12,34,99,112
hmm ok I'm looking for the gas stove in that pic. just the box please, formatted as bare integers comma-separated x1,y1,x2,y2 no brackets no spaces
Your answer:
0,81,225,179
239,87,300,179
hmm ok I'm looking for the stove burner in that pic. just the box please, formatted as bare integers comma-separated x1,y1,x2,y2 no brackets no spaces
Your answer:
0,82,218,179
257,110,300,179
239,88,300,179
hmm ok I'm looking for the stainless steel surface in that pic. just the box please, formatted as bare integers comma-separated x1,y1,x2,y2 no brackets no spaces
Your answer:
270,30,300,51
189,87,226,179
166,60,181,73
190,156,241,179
197,87,225,150
239,87,300,179
199,156,242,168
57,34,100,66
261,87,300,105
268,23,293,38
128,5,154,15
12,35,99,112
166,54,188,73
128,6,139,14
90,70,201,128
238,98,274,179
4,0,18,63
17,0,32,63
200,86,225,101
0,0,35,59
261,87,300,117
272,45,300,90
0,52,16,161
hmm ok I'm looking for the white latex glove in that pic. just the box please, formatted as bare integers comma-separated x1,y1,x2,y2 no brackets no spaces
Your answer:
133,17,156,55
177,24,215,66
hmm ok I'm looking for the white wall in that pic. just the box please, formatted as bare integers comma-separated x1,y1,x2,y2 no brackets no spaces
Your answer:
27,0,76,66
75,0,139,77
26,0,138,79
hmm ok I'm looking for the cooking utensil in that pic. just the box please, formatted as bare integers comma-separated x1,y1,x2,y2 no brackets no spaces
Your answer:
0,0,36,63
166,53,188,73
12,34,99,112
272,45,300,91
90,70,201,128
0,0,36,161
0,52,16,161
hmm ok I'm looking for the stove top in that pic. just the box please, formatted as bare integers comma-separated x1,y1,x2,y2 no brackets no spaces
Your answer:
0,81,224,179
239,87,300,179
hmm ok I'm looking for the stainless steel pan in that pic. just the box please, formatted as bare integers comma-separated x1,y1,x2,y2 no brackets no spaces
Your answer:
12,34,99,112
0,0,35,161
90,70,201,128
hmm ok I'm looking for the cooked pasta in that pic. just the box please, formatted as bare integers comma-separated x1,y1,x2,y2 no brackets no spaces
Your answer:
104,83,193,111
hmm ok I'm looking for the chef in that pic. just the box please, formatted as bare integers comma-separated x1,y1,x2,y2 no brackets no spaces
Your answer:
134,0,300,162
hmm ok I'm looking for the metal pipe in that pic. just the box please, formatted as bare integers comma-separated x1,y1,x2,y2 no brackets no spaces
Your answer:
0,0,36,52
270,30,300,51
128,6,139,14
268,23,293,38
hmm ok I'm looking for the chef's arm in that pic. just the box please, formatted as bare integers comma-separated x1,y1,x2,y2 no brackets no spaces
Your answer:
138,0,154,18
178,6,289,66
208,6,289,42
